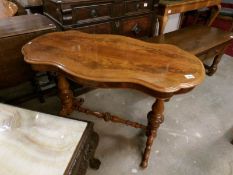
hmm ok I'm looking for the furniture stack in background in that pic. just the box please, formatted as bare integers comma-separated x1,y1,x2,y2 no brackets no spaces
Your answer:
0,14,57,103
43,0,160,38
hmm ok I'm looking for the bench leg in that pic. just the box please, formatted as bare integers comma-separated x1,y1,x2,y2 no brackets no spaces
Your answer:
141,99,164,168
206,52,224,76
58,75,74,116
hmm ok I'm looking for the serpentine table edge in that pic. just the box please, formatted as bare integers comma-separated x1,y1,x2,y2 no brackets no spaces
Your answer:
22,31,205,168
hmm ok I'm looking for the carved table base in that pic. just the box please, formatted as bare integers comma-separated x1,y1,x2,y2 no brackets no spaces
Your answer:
58,75,165,168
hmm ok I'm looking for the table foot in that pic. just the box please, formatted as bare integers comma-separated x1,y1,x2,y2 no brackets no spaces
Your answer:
58,75,74,116
140,99,164,168
89,131,101,170
89,158,101,169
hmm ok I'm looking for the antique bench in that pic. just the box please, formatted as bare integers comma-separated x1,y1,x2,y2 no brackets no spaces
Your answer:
145,25,233,76
0,103,100,175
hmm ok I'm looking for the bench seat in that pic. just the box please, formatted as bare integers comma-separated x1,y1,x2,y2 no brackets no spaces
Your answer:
145,25,233,75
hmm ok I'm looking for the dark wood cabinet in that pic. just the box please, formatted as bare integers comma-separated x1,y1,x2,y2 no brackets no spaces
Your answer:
0,14,56,89
43,0,159,37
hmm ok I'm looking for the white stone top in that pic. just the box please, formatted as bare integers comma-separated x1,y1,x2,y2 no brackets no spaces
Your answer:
0,103,87,175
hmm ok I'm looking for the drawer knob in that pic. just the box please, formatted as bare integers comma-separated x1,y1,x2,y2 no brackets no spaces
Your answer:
91,9,98,18
131,24,141,35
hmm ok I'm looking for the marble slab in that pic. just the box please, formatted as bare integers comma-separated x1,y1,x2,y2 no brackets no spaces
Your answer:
0,103,87,175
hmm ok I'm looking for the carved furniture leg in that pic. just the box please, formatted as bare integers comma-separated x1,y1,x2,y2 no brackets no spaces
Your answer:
89,131,101,170
58,75,74,116
141,99,164,168
158,15,168,35
206,50,224,76
208,5,221,26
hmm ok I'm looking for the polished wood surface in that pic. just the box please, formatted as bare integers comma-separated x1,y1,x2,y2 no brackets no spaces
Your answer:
23,30,205,95
158,0,221,35
145,25,233,75
22,31,205,168
0,0,18,19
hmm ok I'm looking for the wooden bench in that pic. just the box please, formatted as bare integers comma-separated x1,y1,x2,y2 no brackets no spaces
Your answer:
145,25,233,76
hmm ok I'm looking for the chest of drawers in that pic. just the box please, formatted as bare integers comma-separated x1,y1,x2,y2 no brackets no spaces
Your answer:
43,0,159,37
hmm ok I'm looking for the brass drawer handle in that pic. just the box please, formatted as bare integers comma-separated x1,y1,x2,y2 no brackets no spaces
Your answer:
91,9,98,18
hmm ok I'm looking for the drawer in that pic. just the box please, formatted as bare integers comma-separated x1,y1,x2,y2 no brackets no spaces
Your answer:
120,14,154,37
72,3,112,25
125,0,153,15
75,22,113,34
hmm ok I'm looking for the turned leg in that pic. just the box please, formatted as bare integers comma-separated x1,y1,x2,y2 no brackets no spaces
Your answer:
158,15,168,35
58,75,74,116
141,99,164,168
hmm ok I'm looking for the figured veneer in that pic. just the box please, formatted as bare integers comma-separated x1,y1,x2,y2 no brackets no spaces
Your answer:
0,0,18,19
22,31,205,168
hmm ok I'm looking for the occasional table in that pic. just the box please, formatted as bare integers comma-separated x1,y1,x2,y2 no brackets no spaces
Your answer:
0,103,100,175
22,31,205,168
0,0,18,19
158,0,221,35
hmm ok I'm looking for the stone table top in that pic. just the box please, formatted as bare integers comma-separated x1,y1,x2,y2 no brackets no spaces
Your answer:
0,103,87,175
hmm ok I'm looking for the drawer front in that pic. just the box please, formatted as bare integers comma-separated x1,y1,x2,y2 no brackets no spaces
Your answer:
72,3,112,25
121,14,154,37
75,22,113,34
125,0,153,15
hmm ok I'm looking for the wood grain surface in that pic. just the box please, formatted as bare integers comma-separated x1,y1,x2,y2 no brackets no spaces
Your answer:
0,0,18,19
23,31,205,94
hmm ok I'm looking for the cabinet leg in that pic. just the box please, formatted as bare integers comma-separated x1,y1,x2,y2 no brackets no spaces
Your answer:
58,75,74,116
140,99,164,168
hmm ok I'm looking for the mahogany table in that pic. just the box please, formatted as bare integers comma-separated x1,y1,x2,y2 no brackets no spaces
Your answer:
22,31,205,168
0,0,18,19
158,0,221,35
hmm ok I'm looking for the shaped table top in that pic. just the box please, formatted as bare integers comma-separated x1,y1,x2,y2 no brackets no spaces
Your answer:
23,31,205,95
0,103,87,175
0,0,18,19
